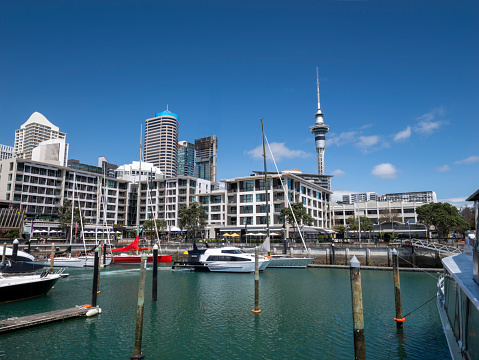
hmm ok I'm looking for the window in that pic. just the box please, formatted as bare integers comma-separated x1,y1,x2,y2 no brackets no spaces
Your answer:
274,204,282,212
256,193,270,202
241,217,253,225
242,181,254,192
242,205,253,214
242,194,253,203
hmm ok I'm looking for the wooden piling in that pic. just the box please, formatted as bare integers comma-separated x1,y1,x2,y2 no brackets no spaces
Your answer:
152,244,158,301
50,243,55,272
252,246,261,314
332,243,336,265
92,247,100,307
349,255,366,360
326,248,330,264
366,249,371,266
345,248,350,264
97,245,101,293
130,253,147,359
392,249,404,331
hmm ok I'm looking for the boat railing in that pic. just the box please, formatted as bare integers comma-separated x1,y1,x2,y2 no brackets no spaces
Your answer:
437,273,445,306
411,239,463,255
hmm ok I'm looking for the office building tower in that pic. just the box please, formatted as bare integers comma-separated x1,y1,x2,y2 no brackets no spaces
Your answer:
178,141,195,177
144,109,179,178
309,68,330,175
378,191,437,204
194,135,217,182
0,145,14,160
14,112,66,160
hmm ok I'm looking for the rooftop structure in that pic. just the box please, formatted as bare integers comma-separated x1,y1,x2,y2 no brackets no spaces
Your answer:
14,112,66,160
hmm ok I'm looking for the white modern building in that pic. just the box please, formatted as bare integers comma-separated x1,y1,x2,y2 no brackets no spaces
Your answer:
115,161,164,182
196,170,333,240
14,112,66,160
0,145,14,160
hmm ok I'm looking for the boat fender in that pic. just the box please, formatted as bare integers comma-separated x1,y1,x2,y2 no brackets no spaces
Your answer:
83,304,92,308
86,308,99,317
394,317,405,323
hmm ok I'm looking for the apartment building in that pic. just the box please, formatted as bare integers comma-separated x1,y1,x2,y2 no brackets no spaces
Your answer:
0,158,128,226
195,171,332,239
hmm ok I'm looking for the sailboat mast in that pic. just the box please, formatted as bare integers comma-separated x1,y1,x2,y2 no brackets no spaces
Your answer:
261,119,271,255
137,125,142,238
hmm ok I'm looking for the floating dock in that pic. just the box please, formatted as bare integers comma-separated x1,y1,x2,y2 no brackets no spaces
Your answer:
0,306,100,334
308,264,443,272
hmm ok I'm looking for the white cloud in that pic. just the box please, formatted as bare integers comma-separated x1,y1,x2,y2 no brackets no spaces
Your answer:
246,142,312,162
438,197,467,208
371,163,398,179
356,135,380,152
393,126,411,142
454,156,479,165
437,165,451,172
331,189,356,203
414,107,448,135
326,131,356,147
331,169,345,177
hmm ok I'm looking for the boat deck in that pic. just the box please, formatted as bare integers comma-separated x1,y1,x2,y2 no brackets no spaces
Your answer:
443,254,479,310
0,306,99,334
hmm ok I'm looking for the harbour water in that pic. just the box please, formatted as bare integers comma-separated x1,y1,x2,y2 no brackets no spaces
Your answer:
0,265,449,359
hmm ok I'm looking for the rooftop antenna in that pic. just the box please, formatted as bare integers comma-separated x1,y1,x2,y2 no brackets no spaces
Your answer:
316,67,321,110
166,104,169,112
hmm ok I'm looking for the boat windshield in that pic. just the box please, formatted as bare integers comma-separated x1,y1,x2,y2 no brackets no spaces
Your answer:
221,249,242,254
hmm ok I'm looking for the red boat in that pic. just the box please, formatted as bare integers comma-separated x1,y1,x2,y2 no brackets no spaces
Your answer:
111,236,173,263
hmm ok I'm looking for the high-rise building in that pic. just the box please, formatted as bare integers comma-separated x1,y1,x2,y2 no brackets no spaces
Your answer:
14,112,66,160
178,141,195,177
144,109,179,178
309,68,330,176
0,145,14,160
194,135,217,182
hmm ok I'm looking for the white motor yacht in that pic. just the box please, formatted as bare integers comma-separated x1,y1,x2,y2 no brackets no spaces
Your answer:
173,244,269,273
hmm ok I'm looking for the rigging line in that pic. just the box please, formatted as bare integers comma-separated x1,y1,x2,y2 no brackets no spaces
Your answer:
397,254,442,281
264,133,308,251
249,121,263,174
403,294,437,318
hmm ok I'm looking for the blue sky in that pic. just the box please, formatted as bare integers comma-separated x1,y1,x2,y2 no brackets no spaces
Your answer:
1,1,478,206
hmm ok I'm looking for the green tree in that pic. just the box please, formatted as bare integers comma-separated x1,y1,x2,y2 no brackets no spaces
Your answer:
461,206,475,230
280,202,314,240
334,225,346,239
5,229,20,239
417,202,469,239
178,202,207,241
346,216,374,240
58,199,85,242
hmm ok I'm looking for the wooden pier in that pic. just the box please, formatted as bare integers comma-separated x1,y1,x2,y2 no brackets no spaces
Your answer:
0,306,100,334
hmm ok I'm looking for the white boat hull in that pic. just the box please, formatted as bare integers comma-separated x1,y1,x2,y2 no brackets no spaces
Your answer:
267,257,314,268
82,256,112,267
37,257,86,268
206,260,267,273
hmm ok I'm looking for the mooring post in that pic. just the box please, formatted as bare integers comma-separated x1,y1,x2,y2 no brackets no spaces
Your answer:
366,249,371,266
392,249,404,330
152,244,158,301
92,247,100,307
103,242,107,265
50,243,55,272
387,248,391,267
252,246,261,314
2,242,6,262
331,242,336,265
177,247,180,260
345,247,349,264
326,248,330,264
12,239,19,262
283,239,287,254
350,255,366,360
130,253,148,359
97,245,101,293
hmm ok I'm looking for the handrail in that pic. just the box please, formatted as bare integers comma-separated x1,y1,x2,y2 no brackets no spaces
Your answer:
411,239,463,255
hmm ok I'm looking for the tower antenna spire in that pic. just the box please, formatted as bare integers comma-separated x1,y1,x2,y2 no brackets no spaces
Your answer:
316,67,320,110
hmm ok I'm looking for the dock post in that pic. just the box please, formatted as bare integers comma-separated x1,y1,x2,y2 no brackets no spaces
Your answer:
387,248,391,267
392,249,404,330
345,247,350,264
326,248,330,264
252,246,261,314
130,253,148,359
152,244,158,301
12,239,19,262
366,249,371,266
177,247,180,260
332,242,336,265
50,243,55,272
103,242,107,265
2,242,6,262
349,255,366,360
92,247,100,307
97,245,101,293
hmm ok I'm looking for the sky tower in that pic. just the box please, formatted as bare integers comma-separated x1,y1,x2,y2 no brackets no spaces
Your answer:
310,68,330,175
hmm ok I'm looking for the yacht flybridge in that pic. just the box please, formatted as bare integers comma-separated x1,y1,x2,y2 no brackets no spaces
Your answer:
173,244,269,273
